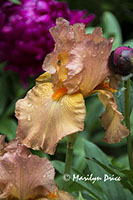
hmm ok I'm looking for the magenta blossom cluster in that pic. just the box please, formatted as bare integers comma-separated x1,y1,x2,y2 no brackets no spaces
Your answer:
0,0,95,83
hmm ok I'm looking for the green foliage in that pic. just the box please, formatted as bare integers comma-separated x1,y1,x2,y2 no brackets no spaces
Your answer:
124,40,133,48
78,192,86,200
52,138,133,199
9,0,21,5
101,12,122,49
0,118,17,140
114,80,133,116
0,62,34,141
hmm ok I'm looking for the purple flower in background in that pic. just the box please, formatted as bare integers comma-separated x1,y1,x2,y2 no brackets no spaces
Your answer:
0,0,95,83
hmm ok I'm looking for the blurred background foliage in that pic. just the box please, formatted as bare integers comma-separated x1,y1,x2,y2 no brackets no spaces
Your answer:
0,0,133,199
60,0,133,41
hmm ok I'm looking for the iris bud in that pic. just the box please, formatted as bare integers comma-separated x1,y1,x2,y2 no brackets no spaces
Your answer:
109,46,133,76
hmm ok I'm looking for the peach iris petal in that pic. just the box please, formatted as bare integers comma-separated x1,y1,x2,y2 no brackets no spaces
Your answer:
97,90,129,143
42,18,113,96
0,135,6,155
0,139,55,200
15,82,86,155
57,190,76,200
36,72,52,84
37,190,76,200
88,80,117,96
79,31,113,97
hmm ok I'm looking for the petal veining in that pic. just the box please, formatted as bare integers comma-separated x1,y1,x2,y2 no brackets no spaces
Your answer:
15,82,86,154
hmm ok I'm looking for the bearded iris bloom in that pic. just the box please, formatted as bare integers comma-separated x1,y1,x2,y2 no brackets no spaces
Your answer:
0,135,75,200
15,18,129,155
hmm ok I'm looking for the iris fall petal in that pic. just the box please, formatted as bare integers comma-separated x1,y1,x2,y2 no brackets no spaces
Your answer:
0,139,55,200
15,82,86,155
97,90,129,143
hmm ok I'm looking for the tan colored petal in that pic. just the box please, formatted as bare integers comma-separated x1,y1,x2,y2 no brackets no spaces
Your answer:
0,135,6,155
50,18,73,43
0,140,55,200
79,29,114,97
57,190,76,200
88,80,117,96
36,190,75,200
36,72,52,84
15,82,86,155
97,90,129,143
43,18,113,96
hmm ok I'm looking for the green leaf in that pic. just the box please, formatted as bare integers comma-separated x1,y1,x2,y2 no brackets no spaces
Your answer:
123,39,133,48
0,118,17,140
69,181,103,200
0,76,9,115
73,135,86,172
9,0,21,5
52,160,65,174
85,157,133,192
78,192,86,200
84,96,104,132
101,11,122,49
120,170,133,185
84,140,132,200
30,149,50,159
0,62,7,71
86,27,96,34
114,80,133,115
52,160,104,200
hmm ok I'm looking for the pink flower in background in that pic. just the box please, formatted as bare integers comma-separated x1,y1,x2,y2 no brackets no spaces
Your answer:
0,0,95,83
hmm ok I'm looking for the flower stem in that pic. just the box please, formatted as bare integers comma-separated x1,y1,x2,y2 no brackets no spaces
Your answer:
63,133,77,190
124,79,133,170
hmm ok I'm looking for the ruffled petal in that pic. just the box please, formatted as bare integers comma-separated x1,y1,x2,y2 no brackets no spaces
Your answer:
97,90,129,143
0,139,55,199
15,82,86,155
79,28,114,97
42,18,113,96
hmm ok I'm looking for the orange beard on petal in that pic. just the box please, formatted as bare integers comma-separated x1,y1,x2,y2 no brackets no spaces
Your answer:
52,87,67,101
46,191,58,199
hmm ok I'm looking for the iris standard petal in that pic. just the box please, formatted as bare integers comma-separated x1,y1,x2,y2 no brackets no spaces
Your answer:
79,28,114,97
97,90,129,143
15,82,86,155
43,18,114,96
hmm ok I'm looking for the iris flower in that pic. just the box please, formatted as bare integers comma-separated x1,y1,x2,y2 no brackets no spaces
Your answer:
15,18,129,155
0,135,75,200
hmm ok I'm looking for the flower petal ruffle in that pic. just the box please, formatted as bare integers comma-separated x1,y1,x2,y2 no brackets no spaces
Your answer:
43,18,114,97
79,28,114,97
97,90,129,143
15,82,85,155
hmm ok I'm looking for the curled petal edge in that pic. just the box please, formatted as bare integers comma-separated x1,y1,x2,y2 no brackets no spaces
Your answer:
97,90,129,143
